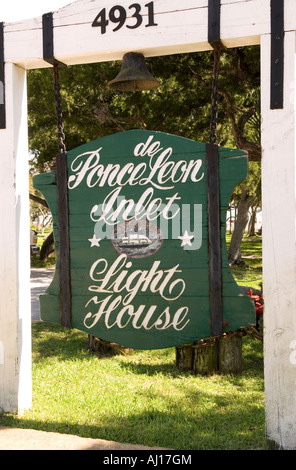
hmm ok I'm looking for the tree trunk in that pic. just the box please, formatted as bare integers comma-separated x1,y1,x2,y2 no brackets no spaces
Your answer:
39,231,55,262
88,335,133,356
247,204,257,237
192,342,219,375
218,334,242,374
176,333,243,375
228,189,254,265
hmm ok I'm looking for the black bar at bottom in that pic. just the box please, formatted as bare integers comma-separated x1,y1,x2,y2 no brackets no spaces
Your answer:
206,143,223,337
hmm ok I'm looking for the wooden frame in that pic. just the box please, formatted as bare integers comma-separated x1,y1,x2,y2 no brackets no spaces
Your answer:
1,0,296,450
3,0,295,69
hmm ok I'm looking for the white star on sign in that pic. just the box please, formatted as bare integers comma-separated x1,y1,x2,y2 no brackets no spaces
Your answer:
178,230,194,247
88,234,102,247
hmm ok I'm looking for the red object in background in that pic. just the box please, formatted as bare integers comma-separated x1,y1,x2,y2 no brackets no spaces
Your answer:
247,289,264,318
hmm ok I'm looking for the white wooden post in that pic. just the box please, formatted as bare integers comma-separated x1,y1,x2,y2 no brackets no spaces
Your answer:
261,30,296,450
0,63,31,413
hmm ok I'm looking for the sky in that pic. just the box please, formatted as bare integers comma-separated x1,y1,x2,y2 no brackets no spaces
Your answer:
2,0,72,22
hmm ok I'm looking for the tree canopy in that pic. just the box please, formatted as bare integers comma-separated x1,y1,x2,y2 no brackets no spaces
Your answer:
28,46,261,172
28,46,261,264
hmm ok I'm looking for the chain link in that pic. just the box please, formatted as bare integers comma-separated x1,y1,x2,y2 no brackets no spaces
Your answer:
209,44,222,145
53,64,66,154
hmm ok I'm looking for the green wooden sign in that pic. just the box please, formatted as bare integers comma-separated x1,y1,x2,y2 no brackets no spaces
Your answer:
33,130,255,349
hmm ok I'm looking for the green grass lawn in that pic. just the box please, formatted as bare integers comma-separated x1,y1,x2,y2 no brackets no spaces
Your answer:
0,324,265,450
0,234,265,450
228,235,262,291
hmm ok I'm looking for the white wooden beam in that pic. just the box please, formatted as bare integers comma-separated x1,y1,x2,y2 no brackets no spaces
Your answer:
261,30,296,450
2,0,296,70
0,63,31,414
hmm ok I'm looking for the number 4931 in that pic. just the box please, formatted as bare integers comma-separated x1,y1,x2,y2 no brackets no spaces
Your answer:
92,2,157,34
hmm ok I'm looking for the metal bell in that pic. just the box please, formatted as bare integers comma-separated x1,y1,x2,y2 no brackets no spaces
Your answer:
108,52,160,91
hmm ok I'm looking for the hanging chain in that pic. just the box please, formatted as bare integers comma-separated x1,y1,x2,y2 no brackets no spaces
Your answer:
53,64,66,154
209,44,222,145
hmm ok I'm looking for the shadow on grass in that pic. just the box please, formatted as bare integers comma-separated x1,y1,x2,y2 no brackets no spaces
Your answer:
31,322,91,362
118,336,263,377
32,322,263,364
0,394,266,450
31,322,264,391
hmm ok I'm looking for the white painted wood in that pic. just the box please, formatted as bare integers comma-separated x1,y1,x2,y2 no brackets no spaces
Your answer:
3,0,296,69
0,342,4,365
261,31,296,450
53,0,209,64
0,63,31,414
4,17,45,70
1,0,296,448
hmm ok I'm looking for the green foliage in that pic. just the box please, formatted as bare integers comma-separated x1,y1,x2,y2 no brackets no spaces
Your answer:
27,47,261,171
229,235,262,290
231,161,261,203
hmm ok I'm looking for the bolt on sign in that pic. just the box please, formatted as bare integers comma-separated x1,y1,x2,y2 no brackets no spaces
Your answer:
34,130,255,349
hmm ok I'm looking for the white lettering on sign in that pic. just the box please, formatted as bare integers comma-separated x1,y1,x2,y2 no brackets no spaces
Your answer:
90,187,181,225
68,136,204,191
67,133,204,338
84,254,189,331
84,296,189,331
69,135,204,236
88,254,185,303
